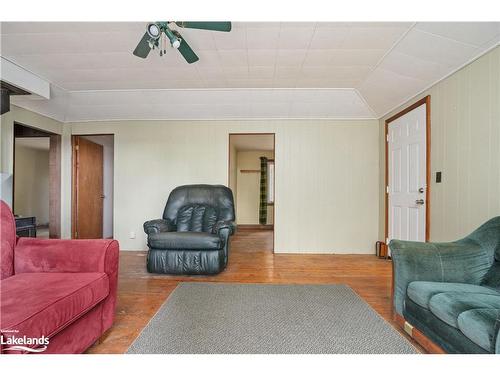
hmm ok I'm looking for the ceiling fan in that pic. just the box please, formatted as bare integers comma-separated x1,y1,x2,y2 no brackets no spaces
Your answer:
133,21,231,64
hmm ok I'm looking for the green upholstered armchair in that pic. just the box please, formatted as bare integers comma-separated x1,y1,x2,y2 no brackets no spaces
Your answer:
390,217,500,354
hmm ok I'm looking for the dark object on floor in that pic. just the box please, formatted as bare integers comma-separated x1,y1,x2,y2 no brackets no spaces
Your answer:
144,184,236,275
1,200,120,354
375,240,388,259
391,217,500,354
127,283,418,354
15,216,37,237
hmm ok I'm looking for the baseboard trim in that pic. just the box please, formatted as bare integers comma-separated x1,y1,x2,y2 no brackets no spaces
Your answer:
237,224,274,231
394,313,446,354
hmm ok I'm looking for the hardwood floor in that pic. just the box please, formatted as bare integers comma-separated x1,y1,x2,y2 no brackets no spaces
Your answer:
86,228,422,353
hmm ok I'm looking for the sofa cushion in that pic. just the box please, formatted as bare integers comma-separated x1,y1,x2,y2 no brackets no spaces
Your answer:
1,201,16,280
0,272,109,350
429,292,500,328
457,308,500,353
407,281,499,309
148,231,223,250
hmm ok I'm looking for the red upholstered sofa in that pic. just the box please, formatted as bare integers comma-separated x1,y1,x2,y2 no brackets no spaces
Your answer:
0,200,119,354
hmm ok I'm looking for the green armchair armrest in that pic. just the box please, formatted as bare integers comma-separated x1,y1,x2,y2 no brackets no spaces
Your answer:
390,239,492,316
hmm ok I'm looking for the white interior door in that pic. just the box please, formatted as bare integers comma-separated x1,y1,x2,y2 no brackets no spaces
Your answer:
388,103,427,244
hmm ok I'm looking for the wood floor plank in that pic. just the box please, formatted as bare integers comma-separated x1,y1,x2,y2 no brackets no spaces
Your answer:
86,230,423,354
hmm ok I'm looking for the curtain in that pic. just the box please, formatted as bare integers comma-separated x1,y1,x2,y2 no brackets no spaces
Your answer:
259,156,268,225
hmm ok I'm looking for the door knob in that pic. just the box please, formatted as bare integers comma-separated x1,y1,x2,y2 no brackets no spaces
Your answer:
418,187,425,193
415,199,425,205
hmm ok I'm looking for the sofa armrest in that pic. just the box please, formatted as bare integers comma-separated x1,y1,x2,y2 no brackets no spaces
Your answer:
14,238,119,275
390,239,491,316
143,219,175,235
212,220,236,236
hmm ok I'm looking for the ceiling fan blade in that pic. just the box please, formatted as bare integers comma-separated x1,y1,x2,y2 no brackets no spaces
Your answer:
133,32,152,58
173,31,199,64
175,22,231,32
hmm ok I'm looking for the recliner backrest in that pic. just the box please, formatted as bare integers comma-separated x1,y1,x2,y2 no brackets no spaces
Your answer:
1,200,16,280
176,204,218,232
163,185,235,233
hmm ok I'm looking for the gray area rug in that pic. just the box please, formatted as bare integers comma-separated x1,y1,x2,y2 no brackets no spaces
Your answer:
127,283,418,354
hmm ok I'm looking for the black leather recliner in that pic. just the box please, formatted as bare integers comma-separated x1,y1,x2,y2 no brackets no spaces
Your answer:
144,185,236,275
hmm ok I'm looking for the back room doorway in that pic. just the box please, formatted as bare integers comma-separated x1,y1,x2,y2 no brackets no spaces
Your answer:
72,134,114,239
228,133,275,252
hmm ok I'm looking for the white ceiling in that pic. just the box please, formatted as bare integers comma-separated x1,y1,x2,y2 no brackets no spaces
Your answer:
231,134,274,151
1,22,499,121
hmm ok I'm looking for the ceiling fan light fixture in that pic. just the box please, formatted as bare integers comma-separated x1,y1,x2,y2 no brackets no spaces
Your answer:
147,23,161,39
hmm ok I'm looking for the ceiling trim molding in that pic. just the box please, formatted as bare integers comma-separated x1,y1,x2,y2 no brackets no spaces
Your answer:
379,42,500,119
65,116,378,124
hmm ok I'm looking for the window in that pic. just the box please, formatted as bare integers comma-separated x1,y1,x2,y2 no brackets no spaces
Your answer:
267,160,274,204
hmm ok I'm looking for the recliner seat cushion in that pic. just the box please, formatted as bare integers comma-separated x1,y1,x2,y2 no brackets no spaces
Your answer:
148,231,223,250
0,272,109,349
457,308,500,352
176,204,218,232
407,281,500,310
429,292,500,328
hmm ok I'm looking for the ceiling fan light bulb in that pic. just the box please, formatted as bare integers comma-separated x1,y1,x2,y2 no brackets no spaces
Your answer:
172,38,181,49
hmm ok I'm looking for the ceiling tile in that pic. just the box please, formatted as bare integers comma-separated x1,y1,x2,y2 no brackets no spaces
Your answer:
309,26,350,49
393,29,479,67
246,26,280,49
247,49,277,66
275,49,307,67
379,51,449,82
415,22,500,47
340,24,411,49
213,26,246,50
217,49,248,67
278,24,315,49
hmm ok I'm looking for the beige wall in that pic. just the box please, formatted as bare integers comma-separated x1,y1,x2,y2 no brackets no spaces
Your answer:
14,142,50,225
71,119,380,253
379,46,500,242
236,150,274,225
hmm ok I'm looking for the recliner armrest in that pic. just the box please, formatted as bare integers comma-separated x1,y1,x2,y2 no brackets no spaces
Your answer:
390,239,492,316
212,220,236,236
143,219,175,235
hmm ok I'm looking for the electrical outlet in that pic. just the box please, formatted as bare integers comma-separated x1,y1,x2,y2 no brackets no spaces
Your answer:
129,231,136,239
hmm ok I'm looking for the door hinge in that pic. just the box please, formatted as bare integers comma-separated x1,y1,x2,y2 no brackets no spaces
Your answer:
75,231,78,239
75,145,79,151
386,186,389,194
386,134,389,142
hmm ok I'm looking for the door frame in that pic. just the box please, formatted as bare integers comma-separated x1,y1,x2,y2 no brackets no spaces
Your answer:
228,132,276,251
71,134,113,239
385,95,431,244
12,122,61,238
